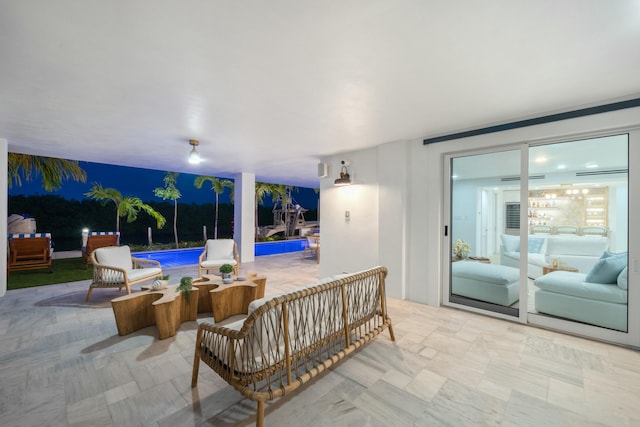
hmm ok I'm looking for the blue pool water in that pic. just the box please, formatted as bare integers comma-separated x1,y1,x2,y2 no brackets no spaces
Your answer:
134,239,307,268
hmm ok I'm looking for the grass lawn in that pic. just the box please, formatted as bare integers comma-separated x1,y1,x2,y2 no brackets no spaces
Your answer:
8,257,93,290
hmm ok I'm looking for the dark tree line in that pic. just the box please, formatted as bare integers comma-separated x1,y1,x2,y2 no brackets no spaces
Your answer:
8,195,317,251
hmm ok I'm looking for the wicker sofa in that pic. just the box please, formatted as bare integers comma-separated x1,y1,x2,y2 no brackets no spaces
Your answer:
191,266,394,427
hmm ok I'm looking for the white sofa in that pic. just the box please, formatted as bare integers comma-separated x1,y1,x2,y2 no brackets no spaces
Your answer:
534,254,628,331
500,234,609,278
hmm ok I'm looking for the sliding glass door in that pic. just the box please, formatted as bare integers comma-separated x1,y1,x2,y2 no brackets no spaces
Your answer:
527,135,629,332
448,149,522,316
445,134,630,340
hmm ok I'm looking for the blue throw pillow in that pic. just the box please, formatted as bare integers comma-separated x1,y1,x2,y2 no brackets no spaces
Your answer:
516,237,545,254
585,252,628,284
618,267,628,290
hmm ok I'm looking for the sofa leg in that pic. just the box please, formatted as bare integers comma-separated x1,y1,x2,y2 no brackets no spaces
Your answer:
192,328,203,387
387,323,396,341
85,287,93,302
256,400,265,427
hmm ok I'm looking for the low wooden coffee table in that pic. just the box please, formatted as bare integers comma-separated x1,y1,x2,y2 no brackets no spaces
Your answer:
542,265,579,275
111,284,199,339
452,256,491,263
193,274,267,322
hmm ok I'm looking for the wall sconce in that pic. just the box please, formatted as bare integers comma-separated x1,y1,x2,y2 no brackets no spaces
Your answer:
334,160,352,186
188,139,201,164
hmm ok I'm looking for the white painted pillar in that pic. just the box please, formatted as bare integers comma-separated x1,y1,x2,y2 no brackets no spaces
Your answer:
234,172,255,264
1,139,8,297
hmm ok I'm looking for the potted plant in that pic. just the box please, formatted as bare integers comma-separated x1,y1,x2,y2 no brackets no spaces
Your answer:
219,264,234,283
176,276,193,301
151,274,170,290
453,239,470,259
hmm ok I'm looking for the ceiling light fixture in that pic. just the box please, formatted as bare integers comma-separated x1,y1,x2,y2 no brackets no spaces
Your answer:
334,160,352,186
188,139,201,164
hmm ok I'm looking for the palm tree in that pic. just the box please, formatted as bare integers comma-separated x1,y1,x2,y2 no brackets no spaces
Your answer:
8,153,87,190
194,176,234,239
154,172,181,249
85,183,166,233
254,182,290,239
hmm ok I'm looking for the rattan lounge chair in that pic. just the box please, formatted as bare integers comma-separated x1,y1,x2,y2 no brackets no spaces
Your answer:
302,235,319,262
87,245,162,301
198,239,240,277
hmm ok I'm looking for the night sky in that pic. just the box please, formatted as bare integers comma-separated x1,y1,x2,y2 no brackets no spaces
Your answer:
8,160,319,209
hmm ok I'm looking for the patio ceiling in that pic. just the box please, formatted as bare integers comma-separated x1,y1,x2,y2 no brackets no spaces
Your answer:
1,1,640,188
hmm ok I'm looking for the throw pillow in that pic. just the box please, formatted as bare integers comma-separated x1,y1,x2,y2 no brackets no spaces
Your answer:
516,237,545,254
617,267,628,290
585,252,628,284
501,234,519,252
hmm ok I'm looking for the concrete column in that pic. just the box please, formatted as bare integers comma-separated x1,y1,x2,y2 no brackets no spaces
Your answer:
233,172,255,264
1,139,8,297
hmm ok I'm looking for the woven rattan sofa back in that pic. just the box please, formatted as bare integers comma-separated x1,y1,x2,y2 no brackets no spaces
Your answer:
192,266,395,426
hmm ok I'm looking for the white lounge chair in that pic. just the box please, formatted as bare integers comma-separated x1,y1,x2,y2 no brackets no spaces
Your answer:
302,235,319,262
87,245,162,301
198,239,240,277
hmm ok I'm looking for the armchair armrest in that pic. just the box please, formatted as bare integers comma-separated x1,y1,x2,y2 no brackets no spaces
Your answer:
131,257,161,270
92,262,131,285
233,244,240,265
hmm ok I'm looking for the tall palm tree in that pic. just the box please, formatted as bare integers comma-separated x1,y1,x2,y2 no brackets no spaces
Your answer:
85,183,166,233
8,153,87,190
154,172,181,249
194,176,234,239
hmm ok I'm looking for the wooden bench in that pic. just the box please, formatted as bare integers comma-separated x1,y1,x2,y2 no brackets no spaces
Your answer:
82,233,120,269
191,266,394,426
7,236,53,275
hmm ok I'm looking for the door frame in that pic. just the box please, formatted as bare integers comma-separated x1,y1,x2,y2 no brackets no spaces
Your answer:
441,128,638,347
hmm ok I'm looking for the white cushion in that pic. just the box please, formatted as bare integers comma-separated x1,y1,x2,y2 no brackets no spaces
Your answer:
127,267,162,282
452,261,519,285
545,236,608,257
206,239,235,260
501,234,519,253
201,259,237,268
534,271,627,304
94,246,132,271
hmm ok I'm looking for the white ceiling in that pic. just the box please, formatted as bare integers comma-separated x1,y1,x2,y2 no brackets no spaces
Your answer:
2,1,640,188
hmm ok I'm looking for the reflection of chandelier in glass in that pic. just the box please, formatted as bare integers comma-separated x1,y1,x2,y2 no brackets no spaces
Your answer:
564,188,588,195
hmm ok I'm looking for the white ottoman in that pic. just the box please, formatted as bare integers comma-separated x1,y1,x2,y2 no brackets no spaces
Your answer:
452,261,520,306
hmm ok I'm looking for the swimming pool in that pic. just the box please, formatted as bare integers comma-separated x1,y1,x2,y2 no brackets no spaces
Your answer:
134,239,307,268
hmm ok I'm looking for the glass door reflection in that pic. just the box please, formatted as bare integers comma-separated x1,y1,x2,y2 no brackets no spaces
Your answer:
527,135,629,332
449,149,521,316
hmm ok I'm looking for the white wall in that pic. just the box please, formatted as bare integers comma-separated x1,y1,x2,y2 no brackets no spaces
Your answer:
319,148,380,280
320,106,640,346
1,139,7,297
377,142,409,299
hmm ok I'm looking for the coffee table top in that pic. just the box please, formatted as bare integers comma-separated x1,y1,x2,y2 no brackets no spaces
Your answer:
543,265,579,274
